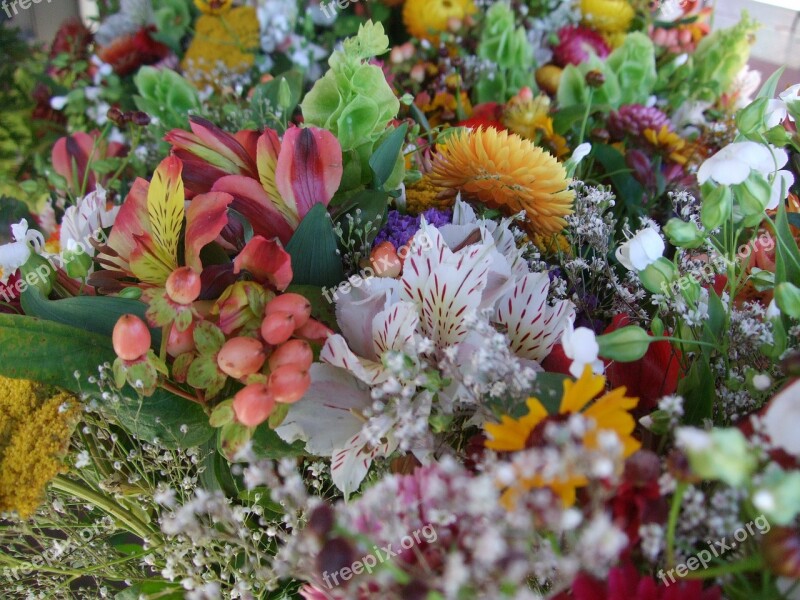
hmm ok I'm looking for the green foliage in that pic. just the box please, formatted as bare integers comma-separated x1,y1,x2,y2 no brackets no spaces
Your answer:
688,12,758,104
301,21,399,152
606,33,657,106
475,2,536,104
134,67,200,151
286,204,345,287
152,0,193,52
557,56,620,110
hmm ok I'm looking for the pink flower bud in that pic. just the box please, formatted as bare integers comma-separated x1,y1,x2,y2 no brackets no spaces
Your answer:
410,64,426,83
112,314,152,361
167,321,196,357
370,242,402,278
217,337,266,379
294,318,333,344
269,365,311,404
166,267,202,305
265,293,312,329
233,384,276,427
269,339,313,372
261,311,296,345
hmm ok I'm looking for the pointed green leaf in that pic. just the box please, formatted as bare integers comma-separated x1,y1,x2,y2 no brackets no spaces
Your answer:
286,203,345,288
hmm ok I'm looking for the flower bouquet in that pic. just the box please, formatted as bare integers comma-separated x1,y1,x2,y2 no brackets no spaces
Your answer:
1,1,800,598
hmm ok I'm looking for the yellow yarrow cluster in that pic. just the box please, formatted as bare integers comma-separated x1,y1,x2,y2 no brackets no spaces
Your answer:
405,175,455,214
0,376,79,518
181,7,259,91
580,0,634,39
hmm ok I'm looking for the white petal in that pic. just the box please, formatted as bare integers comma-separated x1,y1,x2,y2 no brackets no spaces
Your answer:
320,334,389,385
763,380,800,456
0,241,31,284
768,170,795,210
766,100,788,128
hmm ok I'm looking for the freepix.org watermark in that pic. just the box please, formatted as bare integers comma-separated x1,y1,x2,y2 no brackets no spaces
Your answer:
657,514,771,586
322,524,437,588
2,0,53,19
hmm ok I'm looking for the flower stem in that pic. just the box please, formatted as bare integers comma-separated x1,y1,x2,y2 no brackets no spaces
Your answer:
666,481,688,568
681,554,763,580
50,475,154,540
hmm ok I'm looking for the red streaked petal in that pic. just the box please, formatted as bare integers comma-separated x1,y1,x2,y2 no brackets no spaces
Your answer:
185,191,234,272
233,235,293,291
211,175,294,245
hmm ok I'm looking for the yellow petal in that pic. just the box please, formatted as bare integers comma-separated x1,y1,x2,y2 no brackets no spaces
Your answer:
560,365,605,413
147,156,184,273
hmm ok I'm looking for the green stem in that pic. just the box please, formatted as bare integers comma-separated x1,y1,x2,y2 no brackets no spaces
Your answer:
652,336,718,350
50,475,154,540
681,554,763,580
578,88,595,146
666,481,688,568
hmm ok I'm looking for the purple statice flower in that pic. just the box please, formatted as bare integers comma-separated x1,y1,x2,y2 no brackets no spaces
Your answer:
373,208,452,249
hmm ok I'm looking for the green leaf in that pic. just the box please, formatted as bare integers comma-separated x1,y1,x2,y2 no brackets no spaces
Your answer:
115,582,183,600
756,67,786,101
0,314,214,447
531,372,569,415
250,423,307,459
679,358,715,425
21,286,162,346
332,189,388,245
369,123,407,190
592,144,645,213
773,200,800,285
286,204,345,288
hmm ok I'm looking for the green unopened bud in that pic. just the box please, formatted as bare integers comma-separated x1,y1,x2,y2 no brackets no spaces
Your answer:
597,325,652,362
19,254,54,296
663,218,705,248
776,282,800,319
63,246,93,279
701,184,732,230
650,316,665,338
277,78,292,112
748,268,775,292
735,97,767,137
639,257,679,295
734,172,772,218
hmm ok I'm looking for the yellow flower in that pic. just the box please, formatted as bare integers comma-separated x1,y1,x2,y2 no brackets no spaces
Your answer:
181,7,259,91
194,0,232,15
644,125,689,166
531,231,571,255
429,127,574,235
581,0,634,34
484,366,640,506
0,377,79,518
503,92,569,159
403,0,476,41
405,175,455,214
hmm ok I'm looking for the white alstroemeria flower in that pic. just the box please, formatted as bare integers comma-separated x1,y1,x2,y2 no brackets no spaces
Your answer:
615,226,665,272
697,142,788,186
560,322,604,378
571,143,592,165
0,219,45,285
60,186,120,259
766,99,788,128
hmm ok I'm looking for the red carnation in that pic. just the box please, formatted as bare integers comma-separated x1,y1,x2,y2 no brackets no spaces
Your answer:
603,314,681,410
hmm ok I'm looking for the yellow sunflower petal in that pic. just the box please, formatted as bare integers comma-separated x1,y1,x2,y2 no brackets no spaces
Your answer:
560,365,606,413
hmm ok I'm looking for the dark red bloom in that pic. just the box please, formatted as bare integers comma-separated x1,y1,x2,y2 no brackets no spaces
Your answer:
96,27,170,77
49,18,92,62
553,25,611,67
458,103,506,131
609,451,668,555
553,563,722,600
603,315,681,410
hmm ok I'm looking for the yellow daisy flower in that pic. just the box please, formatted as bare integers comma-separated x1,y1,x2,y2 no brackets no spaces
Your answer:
403,0,476,42
503,92,570,159
644,125,690,166
485,366,640,506
429,127,574,235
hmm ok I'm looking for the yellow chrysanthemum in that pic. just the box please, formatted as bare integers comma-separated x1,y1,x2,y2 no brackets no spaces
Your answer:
503,93,569,159
429,127,574,235
644,125,690,166
181,7,259,91
484,366,640,507
405,175,455,214
403,0,476,41
0,376,79,517
193,0,232,15
581,0,634,34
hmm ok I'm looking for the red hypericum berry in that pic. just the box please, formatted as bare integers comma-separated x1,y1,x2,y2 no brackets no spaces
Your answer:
165,267,202,305
370,241,402,277
269,365,310,404
233,383,276,427
261,311,296,345
217,337,266,379
294,318,333,344
265,293,312,329
166,321,196,357
112,314,152,361
268,339,313,372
